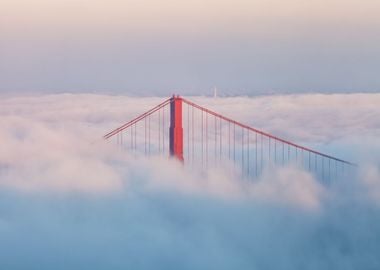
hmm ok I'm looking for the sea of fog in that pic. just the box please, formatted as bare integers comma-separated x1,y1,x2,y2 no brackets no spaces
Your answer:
0,93,379,269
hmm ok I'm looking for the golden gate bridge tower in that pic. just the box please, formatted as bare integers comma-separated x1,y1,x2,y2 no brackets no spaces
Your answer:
169,95,184,162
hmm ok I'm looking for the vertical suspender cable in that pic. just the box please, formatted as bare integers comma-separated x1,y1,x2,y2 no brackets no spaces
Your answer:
206,112,208,168
215,115,217,165
315,154,317,176
149,114,151,154
219,117,222,161
228,122,231,160
274,139,277,164
261,133,263,174
130,124,133,150
163,106,165,155
255,132,258,177
188,103,190,162
134,123,137,151
201,110,204,168
248,130,250,177
192,105,194,165
329,159,331,183
233,123,236,162
158,109,161,154
322,157,325,181
282,142,284,166
242,127,244,175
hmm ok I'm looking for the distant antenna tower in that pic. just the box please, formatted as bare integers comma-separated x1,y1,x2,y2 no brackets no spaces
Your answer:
213,87,218,98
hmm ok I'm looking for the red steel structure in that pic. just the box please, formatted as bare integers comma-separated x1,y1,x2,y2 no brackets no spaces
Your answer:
169,95,184,161
104,95,356,182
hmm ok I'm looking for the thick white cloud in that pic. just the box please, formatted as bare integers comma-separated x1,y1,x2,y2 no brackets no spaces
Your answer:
0,93,379,269
1,93,379,194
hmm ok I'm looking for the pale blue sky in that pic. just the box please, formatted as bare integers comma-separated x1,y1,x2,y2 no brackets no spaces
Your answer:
1,0,380,95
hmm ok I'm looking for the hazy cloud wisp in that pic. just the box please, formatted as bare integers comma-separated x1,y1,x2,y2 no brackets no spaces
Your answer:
0,93,379,269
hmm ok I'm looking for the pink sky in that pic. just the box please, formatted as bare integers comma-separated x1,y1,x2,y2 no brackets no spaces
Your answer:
1,0,380,94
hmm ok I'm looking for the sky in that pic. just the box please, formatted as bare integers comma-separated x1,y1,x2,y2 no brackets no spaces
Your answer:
1,1,380,268
1,0,380,95
0,93,380,269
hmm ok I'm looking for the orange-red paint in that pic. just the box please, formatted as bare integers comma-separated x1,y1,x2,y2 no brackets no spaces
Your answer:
169,95,184,161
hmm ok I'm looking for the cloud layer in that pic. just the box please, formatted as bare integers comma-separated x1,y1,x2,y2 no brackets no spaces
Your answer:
0,93,379,269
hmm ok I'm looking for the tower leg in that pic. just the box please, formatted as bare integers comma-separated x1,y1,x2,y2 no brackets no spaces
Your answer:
169,95,184,162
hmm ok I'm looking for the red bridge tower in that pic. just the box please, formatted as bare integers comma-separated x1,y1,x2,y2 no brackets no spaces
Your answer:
169,95,184,161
